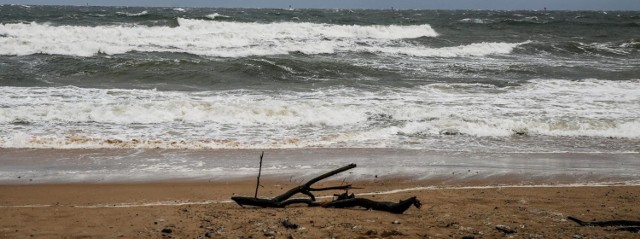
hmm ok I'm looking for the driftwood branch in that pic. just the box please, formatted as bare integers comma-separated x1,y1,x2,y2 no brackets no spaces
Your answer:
568,216,640,227
568,216,640,233
230,156,421,214
231,164,356,208
322,196,422,214
231,197,320,208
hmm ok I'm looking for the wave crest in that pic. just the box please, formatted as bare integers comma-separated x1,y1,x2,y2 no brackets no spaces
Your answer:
116,10,148,17
0,20,439,57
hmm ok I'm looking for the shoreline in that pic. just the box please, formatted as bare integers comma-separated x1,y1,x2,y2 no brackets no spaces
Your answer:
2,148,639,185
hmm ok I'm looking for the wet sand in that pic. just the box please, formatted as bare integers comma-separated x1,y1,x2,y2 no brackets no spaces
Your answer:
1,179,639,238
2,148,639,184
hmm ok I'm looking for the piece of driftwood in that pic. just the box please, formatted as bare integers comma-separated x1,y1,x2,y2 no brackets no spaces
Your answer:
568,216,640,232
321,196,422,214
231,158,421,214
231,164,356,208
568,216,640,227
333,191,355,201
615,227,640,233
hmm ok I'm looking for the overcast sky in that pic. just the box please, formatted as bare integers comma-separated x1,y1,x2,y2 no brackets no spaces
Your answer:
1,0,639,10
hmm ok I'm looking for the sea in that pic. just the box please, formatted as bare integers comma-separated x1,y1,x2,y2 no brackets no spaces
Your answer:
1,5,639,184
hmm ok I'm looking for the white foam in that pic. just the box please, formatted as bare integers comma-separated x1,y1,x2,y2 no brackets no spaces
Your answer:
459,18,487,24
205,13,229,20
1,79,639,149
116,10,148,17
0,88,365,126
0,20,440,57
361,41,527,57
405,79,640,138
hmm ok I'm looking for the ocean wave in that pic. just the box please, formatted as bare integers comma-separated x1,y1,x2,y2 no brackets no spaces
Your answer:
0,20,521,58
116,10,149,17
0,20,438,57
620,39,640,49
518,40,637,56
500,18,543,25
396,117,640,138
1,79,639,149
458,18,488,24
363,41,527,57
205,13,229,20
2,119,638,149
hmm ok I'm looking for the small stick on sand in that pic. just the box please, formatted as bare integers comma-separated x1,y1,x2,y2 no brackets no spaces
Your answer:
254,151,264,198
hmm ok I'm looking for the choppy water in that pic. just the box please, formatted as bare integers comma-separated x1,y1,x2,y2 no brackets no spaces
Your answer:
1,5,639,154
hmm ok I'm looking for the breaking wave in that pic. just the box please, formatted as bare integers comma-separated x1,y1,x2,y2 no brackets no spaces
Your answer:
1,79,638,149
116,10,149,17
205,13,229,20
0,20,450,57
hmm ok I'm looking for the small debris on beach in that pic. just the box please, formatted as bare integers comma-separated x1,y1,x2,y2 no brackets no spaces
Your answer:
263,229,276,237
495,224,516,234
380,230,404,237
281,219,299,229
161,227,173,234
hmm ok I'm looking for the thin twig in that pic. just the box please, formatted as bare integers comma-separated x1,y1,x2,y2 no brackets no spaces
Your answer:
254,151,264,198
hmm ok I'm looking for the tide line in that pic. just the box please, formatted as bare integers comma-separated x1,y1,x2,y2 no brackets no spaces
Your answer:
2,181,638,209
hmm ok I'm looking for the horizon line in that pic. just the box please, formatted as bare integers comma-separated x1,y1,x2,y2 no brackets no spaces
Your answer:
3,3,636,11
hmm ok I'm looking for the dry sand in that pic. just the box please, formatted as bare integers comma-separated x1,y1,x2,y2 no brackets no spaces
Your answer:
1,179,639,238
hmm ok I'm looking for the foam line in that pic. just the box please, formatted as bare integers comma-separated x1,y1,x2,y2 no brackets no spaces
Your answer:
1,79,639,149
3,182,638,208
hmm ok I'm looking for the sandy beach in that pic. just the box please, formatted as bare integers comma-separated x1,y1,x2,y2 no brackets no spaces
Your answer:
1,179,639,238
2,150,638,238
2,4,640,239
